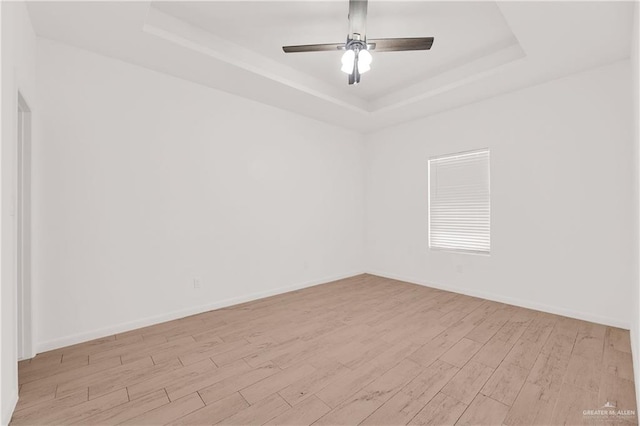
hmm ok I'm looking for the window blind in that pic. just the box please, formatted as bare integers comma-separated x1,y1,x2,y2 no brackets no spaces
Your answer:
428,149,490,254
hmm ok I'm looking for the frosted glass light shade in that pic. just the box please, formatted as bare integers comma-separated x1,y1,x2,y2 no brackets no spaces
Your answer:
358,49,372,73
341,50,355,74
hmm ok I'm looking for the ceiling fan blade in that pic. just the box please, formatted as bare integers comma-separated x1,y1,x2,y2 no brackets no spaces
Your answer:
368,37,434,52
282,43,345,53
348,0,368,39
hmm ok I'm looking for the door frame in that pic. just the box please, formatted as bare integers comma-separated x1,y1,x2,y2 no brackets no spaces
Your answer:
17,91,32,360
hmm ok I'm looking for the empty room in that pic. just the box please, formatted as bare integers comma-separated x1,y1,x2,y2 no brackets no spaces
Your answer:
1,0,640,425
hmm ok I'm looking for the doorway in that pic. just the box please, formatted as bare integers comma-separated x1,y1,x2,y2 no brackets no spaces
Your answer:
17,92,32,360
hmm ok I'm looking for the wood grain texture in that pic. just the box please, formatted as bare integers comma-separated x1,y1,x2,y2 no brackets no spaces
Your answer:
10,274,637,425
456,393,509,426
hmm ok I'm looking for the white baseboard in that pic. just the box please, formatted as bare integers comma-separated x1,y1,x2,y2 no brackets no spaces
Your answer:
36,271,365,354
2,390,18,426
367,270,631,330
34,269,629,354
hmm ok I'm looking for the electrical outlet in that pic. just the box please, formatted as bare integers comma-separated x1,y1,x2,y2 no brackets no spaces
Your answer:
193,278,201,289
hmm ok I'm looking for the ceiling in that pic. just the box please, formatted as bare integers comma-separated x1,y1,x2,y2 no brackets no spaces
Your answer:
27,1,634,132
153,1,516,102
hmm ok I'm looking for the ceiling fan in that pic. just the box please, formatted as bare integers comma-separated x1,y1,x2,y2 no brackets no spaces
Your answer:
282,0,434,85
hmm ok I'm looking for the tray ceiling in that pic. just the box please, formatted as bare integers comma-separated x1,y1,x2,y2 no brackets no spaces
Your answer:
27,1,634,132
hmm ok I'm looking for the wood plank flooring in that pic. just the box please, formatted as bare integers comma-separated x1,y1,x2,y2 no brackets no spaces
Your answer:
12,274,638,425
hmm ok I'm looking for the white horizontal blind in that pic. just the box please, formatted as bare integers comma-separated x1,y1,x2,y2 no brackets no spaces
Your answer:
429,149,490,254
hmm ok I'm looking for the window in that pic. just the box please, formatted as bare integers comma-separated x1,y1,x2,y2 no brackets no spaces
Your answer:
428,149,490,254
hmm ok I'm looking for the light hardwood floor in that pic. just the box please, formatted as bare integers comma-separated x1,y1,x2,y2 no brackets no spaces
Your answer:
12,274,638,425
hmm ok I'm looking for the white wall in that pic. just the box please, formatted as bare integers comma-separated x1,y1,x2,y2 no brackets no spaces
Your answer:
1,2,37,424
34,39,365,352
365,60,634,328
631,0,640,413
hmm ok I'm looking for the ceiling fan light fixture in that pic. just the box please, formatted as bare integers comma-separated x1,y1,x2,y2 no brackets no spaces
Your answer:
357,49,372,73
282,0,434,85
340,49,356,74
